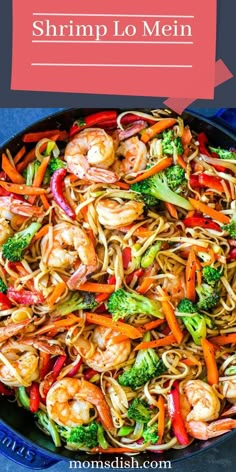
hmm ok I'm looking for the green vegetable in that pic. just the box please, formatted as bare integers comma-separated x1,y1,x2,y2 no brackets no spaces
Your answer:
127,398,151,424
118,426,134,437
59,422,99,449
54,291,97,316
2,222,42,262
177,298,214,345
0,278,7,294
131,171,192,211
107,288,163,322
97,424,109,449
25,161,50,187
143,423,159,445
209,146,236,160
162,130,184,156
202,266,222,287
196,284,220,311
165,165,187,193
225,366,236,376
132,243,142,269
222,214,236,239
17,386,30,410
35,410,61,447
141,241,161,269
48,157,66,175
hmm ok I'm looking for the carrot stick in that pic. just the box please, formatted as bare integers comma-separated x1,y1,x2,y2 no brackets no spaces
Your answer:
165,201,178,219
16,134,59,173
95,293,110,304
32,315,83,336
181,126,192,146
85,312,142,339
47,282,67,307
40,194,51,210
13,146,26,164
127,157,173,184
141,118,177,144
134,334,176,350
31,224,51,242
181,358,200,366
28,156,50,204
176,155,187,170
1,153,25,184
157,395,165,444
209,333,236,345
114,181,130,190
22,130,68,143
137,277,155,294
142,319,165,332
161,291,184,344
79,282,116,294
195,259,202,286
199,248,215,267
134,228,155,238
186,210,195,218
186,249,197,302
109,334,129,345
188,198,230,224
0,181,47,195
201,338,219,385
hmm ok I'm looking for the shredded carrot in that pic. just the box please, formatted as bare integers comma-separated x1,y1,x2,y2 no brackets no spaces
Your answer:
22,130,68,143
181,126,192,146
11,214,28,228
161,293,184,344
141,118,177,144
199,248,215,267
188,198,230,224
0,181,47,195
137,277,155,294
86,228,96,248
13,146,26,164
176,154,187,170
165,201,178,219
95,293,109,304
134,228,155,238
40,194,51,210
109,334,129,345
16,134,59,173
47,282,67,307
210,333,236,345
157,395,165,444
31,224,50,243
134,334,176,351
141,319,165,332
127,157,173,184
186,210,195,218
79,282,115,294
195,259,202,286
85,312,142,339
201,338,219,385
181,358,200,366
1,153,25,184
114,181,130,190
28,156,50,204
186,249,197,302
32,315,82,336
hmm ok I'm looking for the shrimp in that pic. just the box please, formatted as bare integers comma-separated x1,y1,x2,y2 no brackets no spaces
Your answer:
75,326,131,372
0,344,39,387
0,319,32,344
116,136,148,175
0,218,13,246
96,199,144,229
41,223,98,287
65,128,118,183
0,196,44,219
186,418,236,440
46,377,113,430
221,379,236,403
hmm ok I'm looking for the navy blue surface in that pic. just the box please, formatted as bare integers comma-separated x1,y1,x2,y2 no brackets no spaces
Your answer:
0,108,235,471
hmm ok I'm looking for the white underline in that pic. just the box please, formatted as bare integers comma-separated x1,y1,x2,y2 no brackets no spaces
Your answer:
32,13,195,19
31,63,193,68
32,40,193,45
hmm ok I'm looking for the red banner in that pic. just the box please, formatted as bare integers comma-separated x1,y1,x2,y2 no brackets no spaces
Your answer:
11,0,217,98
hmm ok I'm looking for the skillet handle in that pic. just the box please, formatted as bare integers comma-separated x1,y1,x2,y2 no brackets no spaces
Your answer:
0,422,58,469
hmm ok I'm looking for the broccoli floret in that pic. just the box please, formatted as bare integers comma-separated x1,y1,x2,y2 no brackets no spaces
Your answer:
0,278,7,294
54,291,97,315
107,288,163,321
202,266,222,287
209,146,236,160
162,130,184,156
2,222,42,262
165,165,187,193
177,298,197,314
131,171,193,211
141,242,161,269
127,398,151,424
59,422,99,448
196,284,220,311
143,423,159,445
118,342,166,390
142,194,160,209
35,410,61,447
177,298,214,345
48,157,66,175
222,213,236,239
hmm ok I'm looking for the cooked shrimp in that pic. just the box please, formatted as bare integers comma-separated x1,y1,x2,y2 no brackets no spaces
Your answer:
96,199,144,229
0,196,44,219
180,380,220,422
0,218,13,246
116,136,148,175
221,379,236,403
0,344,39,387
0,319,32,344
65,128,118,183
75,326,131,372
187,418,236,440
41,223,98,287
46,377,113,430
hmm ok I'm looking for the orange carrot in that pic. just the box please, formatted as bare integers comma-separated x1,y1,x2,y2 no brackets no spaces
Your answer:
176,154,187,170
32,315,83,336
186,210,195,218
181,358,200,366
13,146,26,164
188,198,230,224
95,293,109,304
1,153,25,184
134,228,155,238
79,282,115,294
85,312,142,339
210,333,236,345
195,259,202,286
157,395,165,444
22,130,68,143
127,157,173,184
137,277,155,294
86,228,96,248
16,134,59,173
165,201,178,219
161,290,184,344
114,181,130,190
141,319,165,332
199,248,215,267
28,156,50,204
201,338,219,385
0,181,47,195
47,282,67,307
109,334,129,345
134,334,176,350
186,249,197,302
181,126,192,146
40,194,51,210
32,224,50,242
141,118,177,144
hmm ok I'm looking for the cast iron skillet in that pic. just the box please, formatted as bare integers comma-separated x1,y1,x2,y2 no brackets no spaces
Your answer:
0,109,236,469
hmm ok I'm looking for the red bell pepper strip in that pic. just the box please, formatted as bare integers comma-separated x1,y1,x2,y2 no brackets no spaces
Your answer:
228,248,236,261
7,287,44,305
167,381,189,445
95,293,110,304
0,293,12,310
70,111,118,137
52,355,67,379
108,275,116,285
198,133,225,172
122,247,132,270
0,382,14,396
126,269,144,285
39,353,53,381
190,174,226,193
50,168,76,220
67,358,83,377
29,382,40,413
84,368,98,381
183,217,221,232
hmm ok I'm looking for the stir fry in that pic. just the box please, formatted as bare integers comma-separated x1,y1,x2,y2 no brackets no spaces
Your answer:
1,109,236,453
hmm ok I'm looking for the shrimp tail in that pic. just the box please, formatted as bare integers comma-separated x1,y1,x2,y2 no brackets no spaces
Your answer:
187,419,236,440
0,319,32,343
67,265,96,290
86,168,118,184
